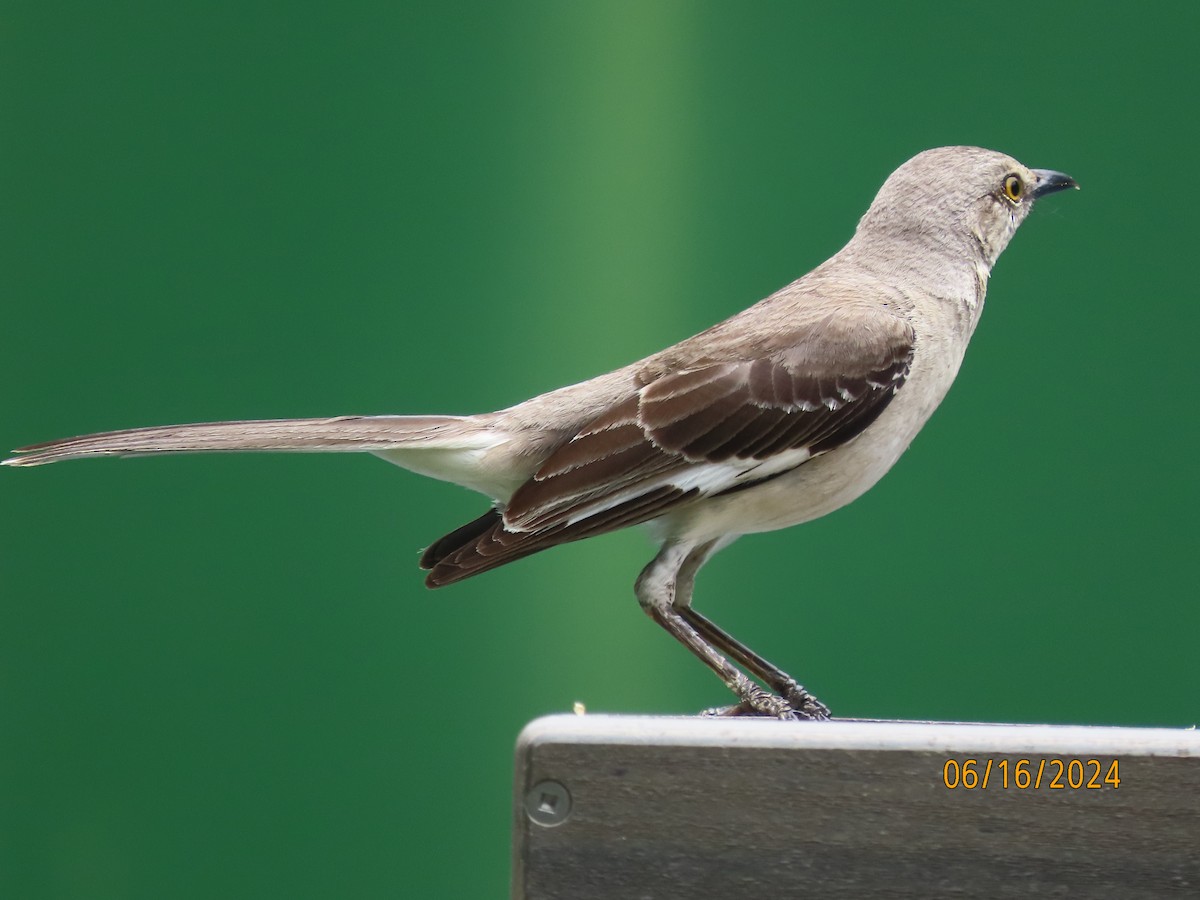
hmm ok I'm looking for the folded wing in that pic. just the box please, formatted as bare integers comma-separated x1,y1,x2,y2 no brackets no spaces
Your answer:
423,308,915,585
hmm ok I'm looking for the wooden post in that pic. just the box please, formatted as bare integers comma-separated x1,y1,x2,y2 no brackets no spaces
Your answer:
513,715,1200,899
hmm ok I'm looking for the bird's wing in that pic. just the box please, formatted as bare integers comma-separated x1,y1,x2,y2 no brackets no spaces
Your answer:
423,306,915,584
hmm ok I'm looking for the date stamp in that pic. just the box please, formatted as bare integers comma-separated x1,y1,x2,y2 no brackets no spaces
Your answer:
942,757,1121,790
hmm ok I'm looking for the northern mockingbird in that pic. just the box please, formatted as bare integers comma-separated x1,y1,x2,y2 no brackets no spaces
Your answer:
6,146,1077,719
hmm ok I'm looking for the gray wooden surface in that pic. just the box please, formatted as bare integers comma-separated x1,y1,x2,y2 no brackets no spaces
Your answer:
512,715,1200,899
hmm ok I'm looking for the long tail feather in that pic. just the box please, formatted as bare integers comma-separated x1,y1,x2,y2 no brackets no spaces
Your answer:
3,415,473,467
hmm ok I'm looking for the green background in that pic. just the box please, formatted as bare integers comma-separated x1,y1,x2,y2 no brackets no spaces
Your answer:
2,2,1197,897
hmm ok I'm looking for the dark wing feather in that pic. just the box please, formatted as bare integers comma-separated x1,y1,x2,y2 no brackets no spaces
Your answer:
423,309,915,586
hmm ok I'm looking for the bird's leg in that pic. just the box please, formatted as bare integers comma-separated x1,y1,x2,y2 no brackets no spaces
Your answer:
636,541,822,720
672,542,828,719
679,606,830,720
644,604,797,719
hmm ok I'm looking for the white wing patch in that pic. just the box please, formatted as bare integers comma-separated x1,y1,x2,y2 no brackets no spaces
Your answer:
558,445,814,528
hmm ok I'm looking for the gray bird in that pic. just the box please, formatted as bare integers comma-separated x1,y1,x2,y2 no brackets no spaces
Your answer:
5,146,1077,719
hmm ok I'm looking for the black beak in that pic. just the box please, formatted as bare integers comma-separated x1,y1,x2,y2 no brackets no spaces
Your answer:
1030,169,1079,198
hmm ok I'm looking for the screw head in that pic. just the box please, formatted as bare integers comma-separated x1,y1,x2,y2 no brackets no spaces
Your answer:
524,780,572,827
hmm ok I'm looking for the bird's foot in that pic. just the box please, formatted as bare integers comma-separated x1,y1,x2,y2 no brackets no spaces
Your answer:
702,676,831,721
775,676,831,720
702,701,762,718
701,700,830,721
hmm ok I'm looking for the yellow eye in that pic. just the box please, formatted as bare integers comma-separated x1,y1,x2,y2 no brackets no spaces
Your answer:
1003,174,1024,203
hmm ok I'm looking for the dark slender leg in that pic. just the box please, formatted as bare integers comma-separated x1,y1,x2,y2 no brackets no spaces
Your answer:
679,606,830,720
644,605,801,719
636,540,829,721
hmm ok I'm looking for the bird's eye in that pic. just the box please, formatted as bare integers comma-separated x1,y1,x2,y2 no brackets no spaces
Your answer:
1003,174,1024,203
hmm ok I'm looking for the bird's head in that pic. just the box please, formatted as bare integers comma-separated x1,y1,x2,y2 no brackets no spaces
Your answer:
855,146,1078,269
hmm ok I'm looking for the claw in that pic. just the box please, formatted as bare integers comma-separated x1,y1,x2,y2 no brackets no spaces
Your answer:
700,692,830,721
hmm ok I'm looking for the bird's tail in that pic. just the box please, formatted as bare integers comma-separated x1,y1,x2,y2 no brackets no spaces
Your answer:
3,415,479,465
4,414,523,499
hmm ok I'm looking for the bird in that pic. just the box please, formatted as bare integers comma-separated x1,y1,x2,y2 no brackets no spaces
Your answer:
5,146,1078,720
